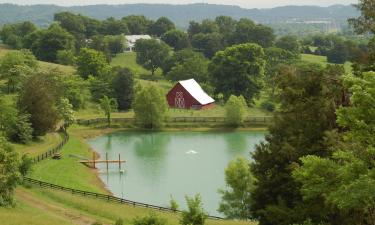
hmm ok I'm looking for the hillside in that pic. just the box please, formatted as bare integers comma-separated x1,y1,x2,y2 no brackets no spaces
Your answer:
0,3,359,30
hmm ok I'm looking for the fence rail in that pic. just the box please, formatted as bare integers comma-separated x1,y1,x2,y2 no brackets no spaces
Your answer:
32,130,69,163
76,116,273,126
23,177,223,220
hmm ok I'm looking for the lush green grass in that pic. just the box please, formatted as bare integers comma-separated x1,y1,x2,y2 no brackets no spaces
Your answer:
301,53,328,65
301,53,353,74
29,134,105,193
0,46,75,75
76,104,271,120
12,186,257,225
111,52,162,76
0,193,75,225
12,133,63,157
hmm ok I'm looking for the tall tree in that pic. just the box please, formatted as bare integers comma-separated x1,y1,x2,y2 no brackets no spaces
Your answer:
133,85,168,129
0,50,38,93
250,64,345,225
99,96,118,127
191,32,223,58
30,23,75,62
135,39,170,76
294,72,375,225
166,54,209,83
161,29,190,50
0,137,20,206
219,157,254,219
111,67,134,110
0,21,37,49
275,35,301,54
149,17,175,37
209,43,265,102
76,48,109,79
18,71,61,136
122,15,153,35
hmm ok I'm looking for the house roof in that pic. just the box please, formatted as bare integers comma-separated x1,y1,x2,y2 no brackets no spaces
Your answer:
125,35,152,43
178,79,215,105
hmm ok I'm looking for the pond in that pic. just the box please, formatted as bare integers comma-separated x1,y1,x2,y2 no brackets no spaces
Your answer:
88,131,265,216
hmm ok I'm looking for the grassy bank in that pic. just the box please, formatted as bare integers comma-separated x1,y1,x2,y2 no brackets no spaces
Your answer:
0,186,257,225
12,133,63,157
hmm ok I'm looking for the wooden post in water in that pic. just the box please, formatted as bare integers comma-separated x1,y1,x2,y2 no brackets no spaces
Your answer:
106,152,109,171
93,152,96,169
119,154,121,170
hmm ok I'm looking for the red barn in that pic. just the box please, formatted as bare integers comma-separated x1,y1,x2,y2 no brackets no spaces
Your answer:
166,79,215,110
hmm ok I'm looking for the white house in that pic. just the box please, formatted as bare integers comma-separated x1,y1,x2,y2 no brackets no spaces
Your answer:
124,35,152,52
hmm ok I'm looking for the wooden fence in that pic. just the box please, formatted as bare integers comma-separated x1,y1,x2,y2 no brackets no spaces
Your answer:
76,116,273,126
23,177,223,220
32,131,69,163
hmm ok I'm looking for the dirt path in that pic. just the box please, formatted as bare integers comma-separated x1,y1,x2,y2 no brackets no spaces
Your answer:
16,189,109,225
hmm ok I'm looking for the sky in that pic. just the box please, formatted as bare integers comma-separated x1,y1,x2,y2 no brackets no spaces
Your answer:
0,0,357,8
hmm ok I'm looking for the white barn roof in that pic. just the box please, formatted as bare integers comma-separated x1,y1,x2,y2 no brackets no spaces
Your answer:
179,79,215,105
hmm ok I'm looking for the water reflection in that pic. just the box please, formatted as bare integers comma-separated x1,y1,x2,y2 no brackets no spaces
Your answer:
88,131,265,217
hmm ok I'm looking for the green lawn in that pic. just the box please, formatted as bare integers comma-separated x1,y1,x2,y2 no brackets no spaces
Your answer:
301,53,352,74
0,45,75,75
1,186,257,225
12,133,63,157
76,104,271,120
29,134,105,193
111,52,162,77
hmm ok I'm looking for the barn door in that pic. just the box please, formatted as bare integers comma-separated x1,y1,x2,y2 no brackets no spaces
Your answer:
175,92,185,108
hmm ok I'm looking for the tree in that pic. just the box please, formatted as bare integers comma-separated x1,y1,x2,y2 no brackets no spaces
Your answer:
224,95,247,127
133,85,168,129
348,0,375,34
57,98,75,130
250,64,346,225
133,213,167,225
166,55,209,83
122,15,153,35
0,137,20,206
19,154,33,177
275,35,301,54
99,96,117,127
100,17,129,35
180,194,207,225
29,23,75,62
18,72,61,136
0,50,38,93
162,49,201,75
161,29,190,50
150,17,175,37
56,50,76,65
326,40,349,64
264,47,299,97
229,19,275,48
76,48,109,79
59,74,90,110
135,39,170,76
191,32,223,58
218,157,254,219
111,67,134,110
104,35,126,55
293,72,375,225
209,43,265,102
215,16,237,46
0,21,37,49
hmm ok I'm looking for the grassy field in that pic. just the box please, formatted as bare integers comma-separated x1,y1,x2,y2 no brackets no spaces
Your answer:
301,53,352,74
12,133,63,157
76,104,271,120
0,45,75,75
111,52,162,77
29,132,105,193
0,186,257,225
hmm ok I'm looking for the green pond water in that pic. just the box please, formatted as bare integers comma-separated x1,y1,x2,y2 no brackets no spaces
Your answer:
88,131,265,216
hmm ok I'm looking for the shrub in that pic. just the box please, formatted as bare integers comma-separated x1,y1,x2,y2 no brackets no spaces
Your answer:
260,100,275,112
225,95,247,127
132,213,167,225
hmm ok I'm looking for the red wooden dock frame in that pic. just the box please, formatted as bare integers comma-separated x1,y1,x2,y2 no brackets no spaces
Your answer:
79,152,125,169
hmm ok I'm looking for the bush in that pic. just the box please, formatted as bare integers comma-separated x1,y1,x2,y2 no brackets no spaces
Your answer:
260,100,275,112
225,95,247,127
170,195,179,211
114,218,124,225
180,194,207,225
132,213,167,225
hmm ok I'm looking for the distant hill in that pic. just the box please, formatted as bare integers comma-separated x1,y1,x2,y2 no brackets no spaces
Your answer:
0,3,359,30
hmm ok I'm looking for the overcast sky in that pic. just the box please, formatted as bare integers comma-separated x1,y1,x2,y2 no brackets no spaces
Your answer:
0,0,357,8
